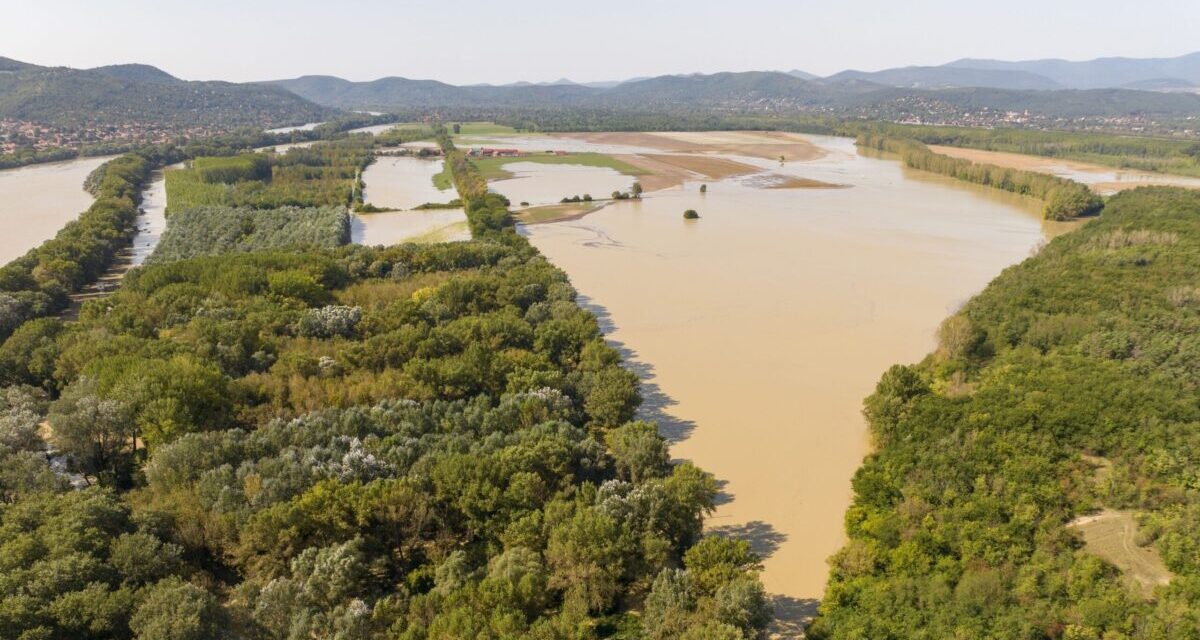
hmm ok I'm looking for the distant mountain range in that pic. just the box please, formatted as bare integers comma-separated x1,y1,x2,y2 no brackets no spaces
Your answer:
267,51,1200,109
3,50,1200,143
265,53,1200,122
946,52,1200,90
0,56,333,130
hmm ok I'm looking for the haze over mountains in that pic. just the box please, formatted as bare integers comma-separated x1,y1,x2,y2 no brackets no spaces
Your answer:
261,51,1200,119
2,51,1200,139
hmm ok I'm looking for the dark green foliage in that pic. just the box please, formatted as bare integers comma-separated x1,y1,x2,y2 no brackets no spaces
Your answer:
0,119,772,639
811,187,1200,639
0,151,161,343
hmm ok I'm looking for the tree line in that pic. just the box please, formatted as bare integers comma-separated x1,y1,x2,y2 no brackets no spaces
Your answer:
858,134,1104,220
811,186,1200,639
0,121,772,639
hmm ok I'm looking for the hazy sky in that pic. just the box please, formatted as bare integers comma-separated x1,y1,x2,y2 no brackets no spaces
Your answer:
3,0,1198,84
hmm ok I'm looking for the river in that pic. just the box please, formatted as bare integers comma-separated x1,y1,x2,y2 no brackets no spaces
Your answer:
508,133,1065,628
0,155,114,264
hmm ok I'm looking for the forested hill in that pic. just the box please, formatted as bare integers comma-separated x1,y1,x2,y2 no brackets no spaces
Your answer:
0,57,334,130
811,187,1200,638
267,70,1200,127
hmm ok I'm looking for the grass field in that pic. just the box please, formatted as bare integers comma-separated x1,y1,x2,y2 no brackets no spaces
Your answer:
432,152,648,190
1069,510,1173,597
514,202,607,224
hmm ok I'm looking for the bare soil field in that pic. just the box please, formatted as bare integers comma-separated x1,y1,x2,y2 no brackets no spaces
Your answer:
1069,510,1173,597
558,131,827,162
614,153,760,190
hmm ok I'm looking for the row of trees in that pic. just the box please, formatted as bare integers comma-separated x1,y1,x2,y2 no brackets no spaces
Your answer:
811,186,1200,638
164,137,376,214
0,150,168,343
858,134,1104,220
856,122,1200,178
148,206,350,263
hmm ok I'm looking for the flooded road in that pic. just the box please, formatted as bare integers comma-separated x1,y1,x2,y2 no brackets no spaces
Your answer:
522,134,1063,621
0,156,113,264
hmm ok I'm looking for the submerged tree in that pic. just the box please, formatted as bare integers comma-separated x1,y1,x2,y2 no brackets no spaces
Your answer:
683,209,700,220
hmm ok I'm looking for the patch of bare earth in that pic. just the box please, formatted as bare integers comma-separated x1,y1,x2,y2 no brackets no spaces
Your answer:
556,131,827,162
1068,510,1173,598
615,153,760,191
515,202,610,225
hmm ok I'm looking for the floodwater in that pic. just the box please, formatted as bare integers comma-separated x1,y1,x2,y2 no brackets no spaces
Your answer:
351,211,469,245
353,155,468,245
130,164,181,265
0,155,113,264
265,121,325,134
489,162,636,207
361,156,453,210
522,135,1062,623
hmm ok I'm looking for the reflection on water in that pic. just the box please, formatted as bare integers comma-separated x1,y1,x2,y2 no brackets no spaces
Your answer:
361,156,453,210
0,155,114,264
525,134,1059,617
490,163,636,207
351,210,469,245
130,164,181,265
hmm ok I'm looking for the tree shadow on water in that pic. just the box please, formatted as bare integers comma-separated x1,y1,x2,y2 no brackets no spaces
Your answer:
576,294,696,444
768,595,820,639
707,520,788,560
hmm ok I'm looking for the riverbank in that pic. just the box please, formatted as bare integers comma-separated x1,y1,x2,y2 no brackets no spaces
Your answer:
930,144,1200,195
523,134,1058,630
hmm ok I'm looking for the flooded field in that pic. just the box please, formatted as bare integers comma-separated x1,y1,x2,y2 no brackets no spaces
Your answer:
519,134,1062,622
489,162,635,207
354,155,468,245
351,211,469,245
0,156,113,264
361,156,454,210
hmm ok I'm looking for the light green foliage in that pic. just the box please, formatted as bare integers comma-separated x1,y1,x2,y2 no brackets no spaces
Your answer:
0,124,771,640
811,187,1200,638
148,205,350,263
165,138,374,213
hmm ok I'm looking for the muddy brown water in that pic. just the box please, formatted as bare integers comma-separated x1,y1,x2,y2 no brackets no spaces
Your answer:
520,134,1068,627
0,155,114,264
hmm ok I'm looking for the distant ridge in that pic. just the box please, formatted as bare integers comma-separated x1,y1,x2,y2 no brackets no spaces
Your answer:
267,67,1200,121
946,51,1200,89
90,63,180,84
826,66,1062,91
0,56,333,129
